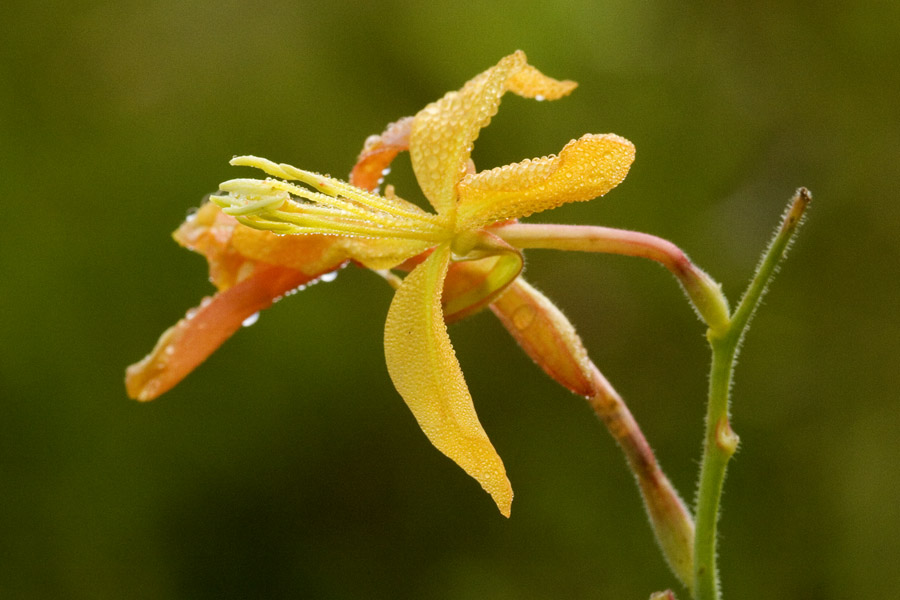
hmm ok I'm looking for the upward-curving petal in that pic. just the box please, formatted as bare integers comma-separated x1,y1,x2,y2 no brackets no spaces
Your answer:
383,243,513,516
409,51,577,217
456,134,635,230
349,116,413,192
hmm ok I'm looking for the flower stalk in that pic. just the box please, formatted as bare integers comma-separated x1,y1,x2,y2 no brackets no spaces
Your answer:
493,223,730,332
495,188,809,598
586,363,695,588
490,278,695,587
693,189,811,600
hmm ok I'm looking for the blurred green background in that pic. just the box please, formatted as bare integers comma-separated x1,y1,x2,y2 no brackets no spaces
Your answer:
2,0,898,598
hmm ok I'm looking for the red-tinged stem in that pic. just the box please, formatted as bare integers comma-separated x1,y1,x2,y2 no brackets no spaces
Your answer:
586,362,695,589
493,223,730,334
490,276,695,587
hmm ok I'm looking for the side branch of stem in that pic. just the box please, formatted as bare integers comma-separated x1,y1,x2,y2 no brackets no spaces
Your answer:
493,223,730,332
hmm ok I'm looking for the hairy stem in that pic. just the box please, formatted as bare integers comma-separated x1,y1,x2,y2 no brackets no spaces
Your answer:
693,189,811,600
586,364,695,589
493,223,729,333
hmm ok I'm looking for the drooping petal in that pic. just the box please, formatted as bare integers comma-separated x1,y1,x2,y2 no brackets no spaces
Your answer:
409,51,577,216
125,265,316,401
349,116,413,192
384,243,513,516
489,277,594,397
456,133,636,230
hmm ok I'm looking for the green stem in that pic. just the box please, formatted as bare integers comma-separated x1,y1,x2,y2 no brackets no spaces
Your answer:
692,188,811,600
693,335,738,600
495,189,809,598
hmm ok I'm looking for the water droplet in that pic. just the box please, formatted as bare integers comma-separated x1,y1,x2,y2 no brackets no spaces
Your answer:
534,94,545,102
381,167,391,176
512,304,536,330
242,312,260,327
320,270,339,283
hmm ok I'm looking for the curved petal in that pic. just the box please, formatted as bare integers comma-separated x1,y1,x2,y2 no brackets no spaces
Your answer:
125,265,316,401
176,202,352,288
230,223,350,274
384,243,513,516
349,116,413,192
334,237,436,271
174,202,255,291
456,133,636,230
410,51,577,216
489,277,594,397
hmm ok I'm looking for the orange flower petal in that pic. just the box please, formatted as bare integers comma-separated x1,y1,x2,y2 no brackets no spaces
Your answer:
384,243,513,516
349,116,413,192
175,203,350,288
126,265,318,401
174,202,255,291
456,133,636,230
230,223,349,275
489,278,594,397
409,51,577,216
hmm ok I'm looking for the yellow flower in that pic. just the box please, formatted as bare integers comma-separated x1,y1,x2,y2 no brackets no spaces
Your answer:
126,51,634,516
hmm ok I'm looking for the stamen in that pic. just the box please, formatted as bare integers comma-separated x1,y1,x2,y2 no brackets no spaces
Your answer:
230,155,442,226
214,156,453,244
263,209,446,241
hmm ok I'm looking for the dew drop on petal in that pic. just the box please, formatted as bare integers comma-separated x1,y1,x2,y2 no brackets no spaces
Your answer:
320,270,339,283
242,312,260,327
534,94,545,102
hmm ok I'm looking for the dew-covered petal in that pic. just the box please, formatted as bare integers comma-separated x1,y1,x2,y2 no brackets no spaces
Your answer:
506,63,578,100
409,51,576,217
334,237,436,271
456,134,635,230
349,116,413,192
384,243,513,516
489,277,594,397
125,265,316,402
229,222,350,274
